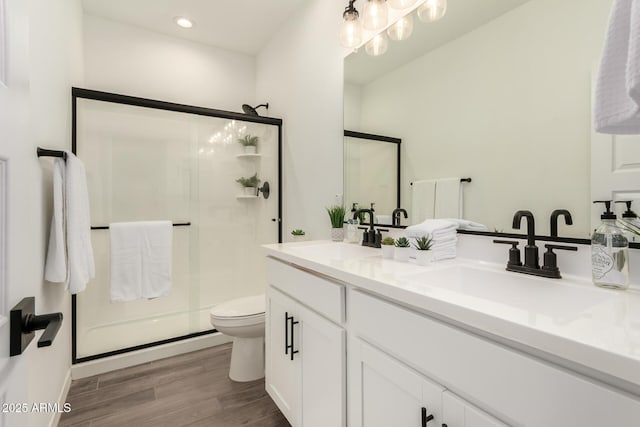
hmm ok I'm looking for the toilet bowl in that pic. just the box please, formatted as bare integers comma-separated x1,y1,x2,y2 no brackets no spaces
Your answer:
210,294,265,382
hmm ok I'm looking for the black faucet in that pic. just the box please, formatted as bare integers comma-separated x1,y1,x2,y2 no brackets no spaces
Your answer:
550,209,573,237
494,210,577,279
353,209,384,247
512,210,538,268
392,208,408,226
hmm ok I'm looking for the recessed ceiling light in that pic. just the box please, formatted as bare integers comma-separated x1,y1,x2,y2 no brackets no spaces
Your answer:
174,16,194,29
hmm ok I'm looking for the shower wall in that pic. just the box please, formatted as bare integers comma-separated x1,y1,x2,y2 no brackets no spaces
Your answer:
74,93,280,360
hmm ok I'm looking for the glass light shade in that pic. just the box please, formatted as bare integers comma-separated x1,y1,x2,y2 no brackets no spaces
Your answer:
388,0,418,10
417,0,447,23
340,12,363,48
365,33,389,56
387,15,413,41
363,0,389,31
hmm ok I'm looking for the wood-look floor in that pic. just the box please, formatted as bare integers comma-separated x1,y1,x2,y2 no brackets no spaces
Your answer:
59,344,290,427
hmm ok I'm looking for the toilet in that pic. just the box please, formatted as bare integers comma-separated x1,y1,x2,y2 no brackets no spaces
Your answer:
209,294,265,382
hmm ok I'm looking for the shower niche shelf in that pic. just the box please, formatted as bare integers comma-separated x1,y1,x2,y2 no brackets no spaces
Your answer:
236,153,262,159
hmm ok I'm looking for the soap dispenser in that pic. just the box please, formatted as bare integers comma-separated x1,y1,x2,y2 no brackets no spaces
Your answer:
615,201,640,242
592,201,629,290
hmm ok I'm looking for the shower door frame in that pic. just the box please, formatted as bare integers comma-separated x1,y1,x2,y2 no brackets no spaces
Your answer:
70,87,283,364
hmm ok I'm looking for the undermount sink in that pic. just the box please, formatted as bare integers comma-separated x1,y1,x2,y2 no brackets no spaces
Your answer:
285,242,378,261
400,264,615,322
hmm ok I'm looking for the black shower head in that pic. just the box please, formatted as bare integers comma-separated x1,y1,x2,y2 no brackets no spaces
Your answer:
242,103,269,116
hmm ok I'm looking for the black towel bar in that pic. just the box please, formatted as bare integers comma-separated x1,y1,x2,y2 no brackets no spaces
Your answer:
90,222,191,230
410,178,471,186
37,147,67,160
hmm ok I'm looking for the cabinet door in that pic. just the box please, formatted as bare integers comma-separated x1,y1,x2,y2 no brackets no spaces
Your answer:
354,340,444,427
442,391,508,427
298,303,346,427
266,286,301,426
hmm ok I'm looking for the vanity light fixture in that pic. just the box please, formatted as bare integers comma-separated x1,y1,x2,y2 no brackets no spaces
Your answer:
388,0,418,10
417,0,447,23
340,0,362,48
387,14,414,41
365,33,389,56
174,16,194,29
362,0,389,31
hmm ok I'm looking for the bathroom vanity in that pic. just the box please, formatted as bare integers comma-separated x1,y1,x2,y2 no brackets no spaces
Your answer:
263,240,640,427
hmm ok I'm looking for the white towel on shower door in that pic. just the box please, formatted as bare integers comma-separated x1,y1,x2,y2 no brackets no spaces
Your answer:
110,221,173,302
411,179,436,223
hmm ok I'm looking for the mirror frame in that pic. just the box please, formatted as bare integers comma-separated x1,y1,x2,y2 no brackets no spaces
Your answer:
344,129,402,220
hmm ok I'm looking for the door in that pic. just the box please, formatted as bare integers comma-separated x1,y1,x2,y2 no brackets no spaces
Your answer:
265,286,301,426
0,0,32,425
298,303,345,427
354,339,444,427
442,391,508,427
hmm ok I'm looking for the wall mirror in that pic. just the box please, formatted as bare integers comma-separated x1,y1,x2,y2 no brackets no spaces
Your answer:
343,0,613,239
344,130,402,226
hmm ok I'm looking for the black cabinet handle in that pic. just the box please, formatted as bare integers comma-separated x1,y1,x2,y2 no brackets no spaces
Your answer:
288,314,299,361
285,312,290,356
421,407,434,426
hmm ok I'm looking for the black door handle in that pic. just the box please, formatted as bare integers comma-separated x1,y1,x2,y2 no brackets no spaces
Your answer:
10,297,63,356
421,407,434,426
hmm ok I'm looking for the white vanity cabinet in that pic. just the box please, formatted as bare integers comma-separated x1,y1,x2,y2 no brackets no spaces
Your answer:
442,392,508,427
265,259,346,427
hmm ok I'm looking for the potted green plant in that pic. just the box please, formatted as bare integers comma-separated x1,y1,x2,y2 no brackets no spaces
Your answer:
413,235,433,266
394,237,411,262
326,205,346,241
237,135,259,154
236,173,260,196
381,236,395,259
291,229,306,242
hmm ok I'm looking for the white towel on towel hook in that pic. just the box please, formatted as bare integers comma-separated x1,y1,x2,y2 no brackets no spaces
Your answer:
45,158,67,283
110,221,173,302
594,0,640,134
434,178,462,219
411,179,436,223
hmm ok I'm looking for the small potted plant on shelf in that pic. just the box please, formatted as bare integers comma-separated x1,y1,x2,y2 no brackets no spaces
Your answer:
326,205,346,241
413,235,433,266
394,237,411,262
291,229,306,242
236,173,260,196
381,237,395,259
237,135,259,154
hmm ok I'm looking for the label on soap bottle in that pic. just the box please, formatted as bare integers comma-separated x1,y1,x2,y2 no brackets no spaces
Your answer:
592,246,614,279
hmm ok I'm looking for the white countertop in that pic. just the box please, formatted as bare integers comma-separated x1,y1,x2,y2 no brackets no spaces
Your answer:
263,240,640,392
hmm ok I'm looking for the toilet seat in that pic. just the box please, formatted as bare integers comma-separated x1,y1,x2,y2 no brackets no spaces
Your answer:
210,294,265,319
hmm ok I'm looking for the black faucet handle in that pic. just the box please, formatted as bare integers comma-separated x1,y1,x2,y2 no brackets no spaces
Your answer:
493,240,522,268
544,244,578,252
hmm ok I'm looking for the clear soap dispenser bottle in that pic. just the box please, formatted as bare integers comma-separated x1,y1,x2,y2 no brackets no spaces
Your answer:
591,201,629,290
615,200,640,242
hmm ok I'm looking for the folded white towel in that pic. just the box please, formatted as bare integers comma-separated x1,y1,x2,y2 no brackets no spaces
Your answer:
435,178,462,219
411,180,436,223
110,221,172,302
442,218,489,232
406,219,458,240
45,158,67,283
432,238,457,249
432,245,457,261
595,0,640,134
65,152,95,294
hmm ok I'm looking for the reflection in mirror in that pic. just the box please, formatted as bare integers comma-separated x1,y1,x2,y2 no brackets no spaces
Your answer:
343,0,613,238
344,130,400,226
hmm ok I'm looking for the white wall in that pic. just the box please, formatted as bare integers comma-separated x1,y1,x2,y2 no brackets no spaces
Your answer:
0,0,84,426
83,14,256,112
353,0,612,237
256,0,345,240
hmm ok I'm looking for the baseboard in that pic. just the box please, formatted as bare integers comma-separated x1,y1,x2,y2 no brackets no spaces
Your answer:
71,332,232,379
49,369,71,427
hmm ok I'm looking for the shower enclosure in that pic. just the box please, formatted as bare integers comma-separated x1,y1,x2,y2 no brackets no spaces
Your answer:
72,88,282,363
